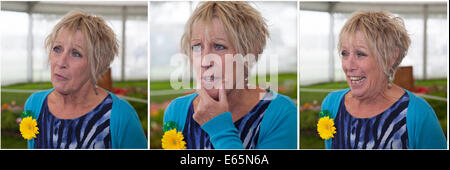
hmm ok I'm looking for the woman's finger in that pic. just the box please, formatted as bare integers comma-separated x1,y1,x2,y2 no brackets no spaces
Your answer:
197,87,214,103
196,96,204,110
219,81,228,103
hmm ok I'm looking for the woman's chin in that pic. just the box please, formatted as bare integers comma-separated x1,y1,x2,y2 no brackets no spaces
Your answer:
52,83,70,95
348,84,369,98
205,89,219,101
54,87,69,95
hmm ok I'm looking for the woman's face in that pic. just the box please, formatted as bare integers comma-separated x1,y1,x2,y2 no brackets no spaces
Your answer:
191,18,236,100
50,28,92,95
340,31,388,99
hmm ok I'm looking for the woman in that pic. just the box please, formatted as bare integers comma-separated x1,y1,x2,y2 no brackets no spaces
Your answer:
163,2,297,149
23,11,147,149
321,10,446,149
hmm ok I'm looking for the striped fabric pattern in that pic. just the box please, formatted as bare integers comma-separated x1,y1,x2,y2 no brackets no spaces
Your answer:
333,92,410,149
183,90,273,149
34,95,112,149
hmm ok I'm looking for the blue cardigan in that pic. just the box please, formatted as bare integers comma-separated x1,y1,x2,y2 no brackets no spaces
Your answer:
24,89,148,149
321,88,447,149
163,91,298,149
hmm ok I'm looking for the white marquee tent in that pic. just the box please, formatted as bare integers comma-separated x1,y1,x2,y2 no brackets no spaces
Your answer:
300,1,447,85
1,1,148,86
1,1,447,86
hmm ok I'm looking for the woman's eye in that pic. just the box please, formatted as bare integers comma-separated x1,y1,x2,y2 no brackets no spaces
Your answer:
357,51,367,57
72,50,82,57
340,50,349,56
53,46,61,53
215,44,226,50
192,44,201,52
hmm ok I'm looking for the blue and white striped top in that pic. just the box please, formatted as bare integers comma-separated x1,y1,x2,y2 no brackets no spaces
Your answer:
333,92,409,149
183,91,273,149
34,95,112,149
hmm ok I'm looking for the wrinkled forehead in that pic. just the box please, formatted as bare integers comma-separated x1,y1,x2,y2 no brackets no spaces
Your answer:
339,29,370,49
54,27,85,48
191,17,229,41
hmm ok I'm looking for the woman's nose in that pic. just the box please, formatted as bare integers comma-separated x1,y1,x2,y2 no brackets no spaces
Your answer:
55,51,69,69
343,55,357,72
201,45,211,56
201,47,215,67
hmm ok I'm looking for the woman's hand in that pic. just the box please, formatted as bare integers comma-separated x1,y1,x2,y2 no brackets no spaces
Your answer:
193,87,229,126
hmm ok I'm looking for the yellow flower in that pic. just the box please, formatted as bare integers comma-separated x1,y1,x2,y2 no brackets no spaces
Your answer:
161,128,186,149
19,116,39,140
317,116,336,140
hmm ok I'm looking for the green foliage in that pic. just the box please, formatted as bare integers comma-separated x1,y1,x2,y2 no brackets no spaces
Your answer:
150,109,164,149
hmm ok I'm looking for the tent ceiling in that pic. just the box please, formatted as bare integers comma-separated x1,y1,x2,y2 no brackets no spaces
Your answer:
1,1,147,16
300,2,447,14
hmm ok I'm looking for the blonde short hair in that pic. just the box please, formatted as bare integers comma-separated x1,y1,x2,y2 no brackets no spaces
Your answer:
181,1,270,58
45,10,118,85
338,10,411,79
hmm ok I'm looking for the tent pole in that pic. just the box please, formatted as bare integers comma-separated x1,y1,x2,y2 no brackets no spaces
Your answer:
121,6,127,81
328,2,336,82
26,2,36,83
422,4,428,80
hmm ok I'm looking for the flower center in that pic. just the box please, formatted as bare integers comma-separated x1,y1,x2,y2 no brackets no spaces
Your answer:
28,124,33,131
172,138,178,145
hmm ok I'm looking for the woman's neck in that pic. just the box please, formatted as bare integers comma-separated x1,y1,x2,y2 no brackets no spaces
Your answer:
226,87,266,121
346,84,404,118
53,84,97,106
48,83,107,119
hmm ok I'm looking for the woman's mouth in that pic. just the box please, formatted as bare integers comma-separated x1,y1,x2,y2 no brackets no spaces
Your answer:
54,73,68,81
348,76,366,88
202,75,221,89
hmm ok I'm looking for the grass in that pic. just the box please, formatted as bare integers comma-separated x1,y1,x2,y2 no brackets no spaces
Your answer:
150,81,188,104
1,80,148,149
150,73,298,104
300,78,448,149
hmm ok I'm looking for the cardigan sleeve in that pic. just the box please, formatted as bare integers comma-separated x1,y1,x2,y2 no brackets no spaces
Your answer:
163,94,244,149
255,93,298,149
24,93,37,149
202,109,298,149
321,90,348,149
163,94,195,132
162,100,176,127
201,112,244,149
255,105,297,149
201,108,298,150
321,94,335,149
163,99,183,129
164,93,246,149
407,93,447,149
24,90,53,149
201,93,298,149
111,97,148,149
